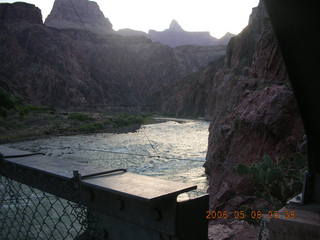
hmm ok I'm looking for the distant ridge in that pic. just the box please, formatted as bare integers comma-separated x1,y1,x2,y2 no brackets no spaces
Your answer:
116,28,149,38
45,0,234,46
148,20,234,47
169,19,184,31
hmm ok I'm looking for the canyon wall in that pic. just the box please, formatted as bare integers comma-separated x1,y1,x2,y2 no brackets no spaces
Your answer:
0,1,225,111
153,57,224,117
204,1,305,209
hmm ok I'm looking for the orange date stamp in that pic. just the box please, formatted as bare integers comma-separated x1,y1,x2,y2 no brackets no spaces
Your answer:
205,210,296,220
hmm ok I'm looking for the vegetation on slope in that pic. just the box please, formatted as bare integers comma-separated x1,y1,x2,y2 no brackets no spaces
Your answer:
234,153,307,224
0,89,152,143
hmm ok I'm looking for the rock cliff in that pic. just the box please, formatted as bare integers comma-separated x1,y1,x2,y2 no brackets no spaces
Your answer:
0,2,42,24
45,0,113,34
153,57,224,117
0,1,225,111
204,1,305,210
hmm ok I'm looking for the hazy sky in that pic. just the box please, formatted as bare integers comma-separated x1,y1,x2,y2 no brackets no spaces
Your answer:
1,0,259,38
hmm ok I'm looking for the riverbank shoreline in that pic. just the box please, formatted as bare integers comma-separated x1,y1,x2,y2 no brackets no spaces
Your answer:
0,123,143,144
0,109,209,144
0,111,153,144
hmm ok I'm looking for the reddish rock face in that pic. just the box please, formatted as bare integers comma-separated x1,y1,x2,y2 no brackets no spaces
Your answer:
204,1,305,210
0,2,42,24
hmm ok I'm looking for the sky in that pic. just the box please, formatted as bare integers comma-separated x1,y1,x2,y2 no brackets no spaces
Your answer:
1,0,259,38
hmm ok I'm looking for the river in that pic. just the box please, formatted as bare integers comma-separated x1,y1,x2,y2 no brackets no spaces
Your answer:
5,118,210,200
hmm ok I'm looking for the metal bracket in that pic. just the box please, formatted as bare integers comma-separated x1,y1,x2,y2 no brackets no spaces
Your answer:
72,170,82,191
71,169,128,202
71,169,128,189
81,169,127,180
2,153,45,158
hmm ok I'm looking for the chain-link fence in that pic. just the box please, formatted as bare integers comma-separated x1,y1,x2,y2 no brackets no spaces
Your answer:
0,175,98,240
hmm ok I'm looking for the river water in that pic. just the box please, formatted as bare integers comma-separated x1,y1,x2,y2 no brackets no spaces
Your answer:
5,119,210,200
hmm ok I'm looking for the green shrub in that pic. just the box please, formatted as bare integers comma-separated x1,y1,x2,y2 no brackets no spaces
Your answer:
111,114,145,127
0,89,18,117
16,105,31,117
0,107,8,118
78,123,104,132
234,154,307,207
68,113,93,121
25,105,56,114
102,119,112,125
0,89,54,118
0,89,16,110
